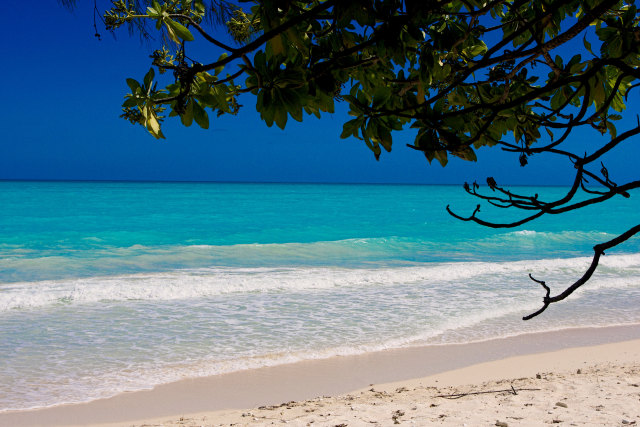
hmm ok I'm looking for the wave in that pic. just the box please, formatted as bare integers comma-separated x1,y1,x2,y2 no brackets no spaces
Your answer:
2,229,638,283
0,237,423,281
499,229,617,243
506,229,613,239
2,253,640,311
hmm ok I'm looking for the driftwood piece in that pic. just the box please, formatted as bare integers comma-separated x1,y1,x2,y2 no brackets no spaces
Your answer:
436,385,541,399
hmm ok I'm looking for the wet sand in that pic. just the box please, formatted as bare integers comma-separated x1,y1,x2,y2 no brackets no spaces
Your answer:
1,324,639,426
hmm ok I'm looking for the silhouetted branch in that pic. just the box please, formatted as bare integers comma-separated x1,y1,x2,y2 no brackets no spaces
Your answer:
524,223,640,320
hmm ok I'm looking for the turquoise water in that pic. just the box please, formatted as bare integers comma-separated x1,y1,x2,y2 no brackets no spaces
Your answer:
1,181,639,410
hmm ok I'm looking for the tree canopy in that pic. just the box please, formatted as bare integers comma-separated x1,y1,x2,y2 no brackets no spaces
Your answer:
72,0,640,319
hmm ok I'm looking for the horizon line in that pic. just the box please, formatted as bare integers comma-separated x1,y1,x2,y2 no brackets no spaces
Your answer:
0,178,578,187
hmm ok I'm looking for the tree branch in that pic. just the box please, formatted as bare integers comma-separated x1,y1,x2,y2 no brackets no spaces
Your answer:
523,223,640,320
193,0,340,74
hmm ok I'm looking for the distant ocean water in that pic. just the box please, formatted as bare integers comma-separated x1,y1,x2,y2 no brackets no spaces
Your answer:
1,181,639,411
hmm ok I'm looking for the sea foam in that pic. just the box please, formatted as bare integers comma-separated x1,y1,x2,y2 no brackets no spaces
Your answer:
2,253,640,311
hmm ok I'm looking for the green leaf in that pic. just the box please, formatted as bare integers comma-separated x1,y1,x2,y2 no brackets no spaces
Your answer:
143,105,164,139
608,37,623,58
554,55,564,69
360,121,380,160
611,93,625,112
583,35,594,55
214,53,228,76
593,81,605,107
341,118,361,139
269,35,285,57
606,121,617,139
192,101,209,129
434,150,448,166
122,97,139,108
550,90,566,110
279,88,303,122
181,100,194,127
272,89,288,129
372,87,391,108
274,107,287,129
174,20,194,41
165,23,179,44
143,68,155,90
424,150,435,163
454,146,476,161
465,41,487,57
377,125,392,152
166,19,194,43
126,78,141,93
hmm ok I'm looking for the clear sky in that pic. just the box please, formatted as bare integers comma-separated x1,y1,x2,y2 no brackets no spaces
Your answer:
1,2,638,185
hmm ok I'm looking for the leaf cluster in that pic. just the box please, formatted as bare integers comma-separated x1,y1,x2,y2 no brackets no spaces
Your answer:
103,0,640,168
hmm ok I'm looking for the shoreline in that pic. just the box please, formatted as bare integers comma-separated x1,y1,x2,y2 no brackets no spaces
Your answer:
159,339,640,426
1,323,639,426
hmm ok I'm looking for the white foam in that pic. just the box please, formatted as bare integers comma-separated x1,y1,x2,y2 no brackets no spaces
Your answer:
513,230,537,236
499,229,617,242
2,253,640,412
2,253,640,311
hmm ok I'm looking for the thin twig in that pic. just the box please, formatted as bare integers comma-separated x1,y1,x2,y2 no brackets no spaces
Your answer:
436,387,541,399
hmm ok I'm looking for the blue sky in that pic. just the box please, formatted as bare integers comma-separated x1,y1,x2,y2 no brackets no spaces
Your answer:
0,2,637,185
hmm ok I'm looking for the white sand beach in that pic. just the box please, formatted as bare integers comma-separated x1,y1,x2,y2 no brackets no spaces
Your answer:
150,350,640,427
1,324,639,427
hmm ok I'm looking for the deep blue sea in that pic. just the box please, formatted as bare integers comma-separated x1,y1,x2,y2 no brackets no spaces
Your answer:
1,181,639,411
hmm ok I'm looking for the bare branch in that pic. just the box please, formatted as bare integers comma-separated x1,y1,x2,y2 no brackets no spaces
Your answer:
524,223,640,320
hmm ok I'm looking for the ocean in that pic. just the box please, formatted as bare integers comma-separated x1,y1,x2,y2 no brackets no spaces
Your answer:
1,181,639,411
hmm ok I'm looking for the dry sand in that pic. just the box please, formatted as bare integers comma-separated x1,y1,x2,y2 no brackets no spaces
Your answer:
2,325,639,427
153,361,640,427
113,339,640,427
